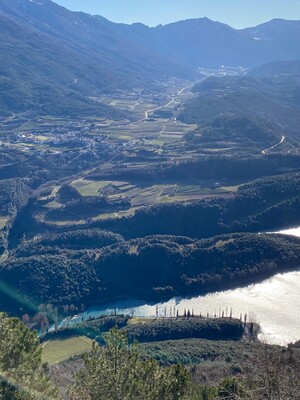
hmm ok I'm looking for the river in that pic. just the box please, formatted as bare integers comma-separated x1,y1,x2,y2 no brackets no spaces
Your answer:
62,226,300,346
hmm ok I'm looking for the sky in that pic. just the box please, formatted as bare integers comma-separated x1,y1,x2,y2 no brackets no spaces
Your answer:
54,0,300,28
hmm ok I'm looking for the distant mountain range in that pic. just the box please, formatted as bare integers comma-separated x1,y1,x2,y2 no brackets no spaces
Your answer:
0,0,300,117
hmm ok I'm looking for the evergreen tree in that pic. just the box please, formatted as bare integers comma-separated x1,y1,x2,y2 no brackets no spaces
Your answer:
0,313,59,400
68,327,193,400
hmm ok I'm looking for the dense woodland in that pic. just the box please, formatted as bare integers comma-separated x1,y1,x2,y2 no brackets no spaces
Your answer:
0,170,299,315
87,153,300,182
1,231,299,315
97,172,300,238
124,318,245,343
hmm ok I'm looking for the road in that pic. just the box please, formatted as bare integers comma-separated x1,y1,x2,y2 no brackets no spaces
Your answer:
139,83,193,122
262,135,285,155
111,83,192,127
177,85,191,96
144,98,175,119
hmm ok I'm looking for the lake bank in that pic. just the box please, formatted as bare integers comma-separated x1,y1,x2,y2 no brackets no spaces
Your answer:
60,269,300,346
59,226,300,346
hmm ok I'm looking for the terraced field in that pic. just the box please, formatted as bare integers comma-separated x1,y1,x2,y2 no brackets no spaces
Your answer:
34,177,238,226
72,179,116,196
66,179,236,220
100,117,196,144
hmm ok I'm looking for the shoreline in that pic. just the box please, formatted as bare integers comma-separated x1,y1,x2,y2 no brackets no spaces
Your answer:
58,269,300,346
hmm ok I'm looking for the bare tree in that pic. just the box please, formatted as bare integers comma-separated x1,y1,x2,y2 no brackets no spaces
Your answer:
245,344,300,400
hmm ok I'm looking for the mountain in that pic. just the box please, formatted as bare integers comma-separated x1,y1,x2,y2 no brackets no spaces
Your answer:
243,19,300,62
0,0,300,117
250,59,300,78
157,18,300,67
0,0,191,117
0,0,190,87
150,18,254,67
0,12,122,118
179,59,300,139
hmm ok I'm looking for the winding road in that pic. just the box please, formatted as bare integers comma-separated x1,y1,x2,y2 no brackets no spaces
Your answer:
262,135,285,155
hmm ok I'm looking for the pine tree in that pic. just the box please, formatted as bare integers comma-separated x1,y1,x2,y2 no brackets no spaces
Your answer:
0,312,59,400
68,327,193,400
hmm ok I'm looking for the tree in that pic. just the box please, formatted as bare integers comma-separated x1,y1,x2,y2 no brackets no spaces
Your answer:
218,377,245,399
246,345,300,400
21,314,30,326
0,378,38,400
197,386,218,400
0,312,59,399
68,327,193,400
33,313,49,335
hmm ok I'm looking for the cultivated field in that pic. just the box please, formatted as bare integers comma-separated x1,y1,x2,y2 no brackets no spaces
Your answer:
34,177,237,227
42,336,94,364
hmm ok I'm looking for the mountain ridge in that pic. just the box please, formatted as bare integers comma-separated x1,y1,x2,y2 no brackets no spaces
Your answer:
1,0,300,117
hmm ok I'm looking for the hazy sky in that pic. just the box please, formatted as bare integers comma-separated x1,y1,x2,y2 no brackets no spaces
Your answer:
54,0,300,28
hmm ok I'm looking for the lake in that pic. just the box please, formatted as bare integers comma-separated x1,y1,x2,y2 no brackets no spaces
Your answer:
62,226,300,346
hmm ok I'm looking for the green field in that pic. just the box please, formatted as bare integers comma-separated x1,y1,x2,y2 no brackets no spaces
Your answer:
71,179,111,196
98,117,195,143
39,178,238,225
42,336,93,364
45,200,63,209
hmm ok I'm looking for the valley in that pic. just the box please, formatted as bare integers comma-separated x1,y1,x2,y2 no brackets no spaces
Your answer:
0,72,247,229
1,2,300,398
1,62,300,320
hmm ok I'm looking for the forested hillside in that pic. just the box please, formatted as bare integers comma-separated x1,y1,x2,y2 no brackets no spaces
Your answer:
0,171,299,315
179,68,300,139
1,232,299,314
